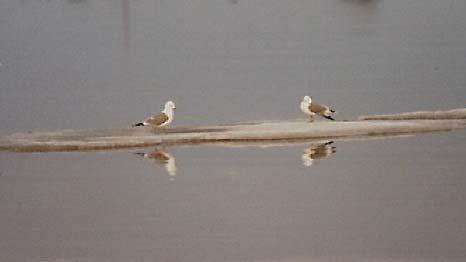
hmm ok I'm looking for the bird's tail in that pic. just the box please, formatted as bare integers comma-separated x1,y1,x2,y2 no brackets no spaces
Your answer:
133,122,145,127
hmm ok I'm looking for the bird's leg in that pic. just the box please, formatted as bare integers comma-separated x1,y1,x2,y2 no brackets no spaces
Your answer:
308,116,314,123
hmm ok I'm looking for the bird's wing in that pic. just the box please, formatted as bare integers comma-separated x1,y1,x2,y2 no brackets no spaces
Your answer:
145,113,169,126
145,151,171,165
309,102,328,113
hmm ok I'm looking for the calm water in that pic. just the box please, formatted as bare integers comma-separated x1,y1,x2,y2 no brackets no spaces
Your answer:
1,0,466,261
1,132,466,261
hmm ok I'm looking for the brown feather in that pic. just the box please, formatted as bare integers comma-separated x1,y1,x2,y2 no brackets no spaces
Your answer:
309,102,328,114
310,145,332,160
144,113,169,126
146,151,171,163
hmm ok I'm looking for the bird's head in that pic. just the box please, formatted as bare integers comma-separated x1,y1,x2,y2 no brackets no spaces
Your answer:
165,101,176,111
303,95,312,103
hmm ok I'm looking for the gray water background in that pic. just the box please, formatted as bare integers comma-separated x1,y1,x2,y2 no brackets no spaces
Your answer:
1,0,465,132
1,0,466,261
1,132,466,261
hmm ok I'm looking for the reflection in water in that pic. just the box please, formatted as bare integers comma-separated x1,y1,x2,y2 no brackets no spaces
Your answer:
135,149,177,179
301,141,336,167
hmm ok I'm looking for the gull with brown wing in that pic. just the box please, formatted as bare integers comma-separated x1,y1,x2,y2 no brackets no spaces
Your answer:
302,141,336,167
300,95,336,121
133,101,176,127
135,149,177,177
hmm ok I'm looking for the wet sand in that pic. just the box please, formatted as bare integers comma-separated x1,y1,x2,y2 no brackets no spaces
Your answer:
1,109,465,152
359,108,466,120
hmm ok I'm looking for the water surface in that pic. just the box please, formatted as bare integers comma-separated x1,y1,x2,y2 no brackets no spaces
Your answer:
1,131,466,261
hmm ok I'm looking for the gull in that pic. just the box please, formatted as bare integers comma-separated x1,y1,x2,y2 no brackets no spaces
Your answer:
135,150,177,178
133,101,176,127
301,141,336,167
300,95,336,121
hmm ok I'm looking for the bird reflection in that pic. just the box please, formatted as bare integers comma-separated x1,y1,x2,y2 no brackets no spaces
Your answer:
302,141,336,167
135,149,177,179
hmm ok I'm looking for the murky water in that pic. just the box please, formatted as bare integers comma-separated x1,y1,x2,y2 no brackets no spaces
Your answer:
1,0,466,261
1,131,466,261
